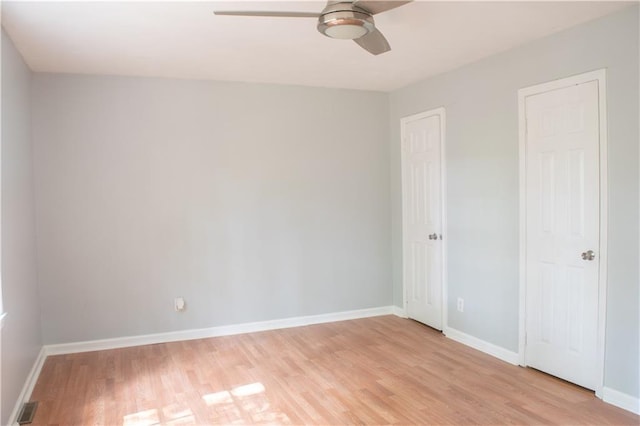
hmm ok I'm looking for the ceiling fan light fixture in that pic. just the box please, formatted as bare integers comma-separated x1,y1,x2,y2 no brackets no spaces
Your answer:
324,19,369,39
317,5,374,40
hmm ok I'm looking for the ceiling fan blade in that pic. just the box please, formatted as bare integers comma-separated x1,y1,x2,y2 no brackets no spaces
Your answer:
353,0,412,15
354,28,391,55
214,11,320,18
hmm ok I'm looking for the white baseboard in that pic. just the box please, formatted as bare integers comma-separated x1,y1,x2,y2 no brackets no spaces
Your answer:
8,346,47,426
45,306,395,355
442,329,640,416
391,306,407,318
443,326,519,365
602,387,640,415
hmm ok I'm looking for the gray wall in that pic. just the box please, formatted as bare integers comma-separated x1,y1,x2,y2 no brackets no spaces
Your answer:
389,6,639,398
1,30,43,424
32,75,391,344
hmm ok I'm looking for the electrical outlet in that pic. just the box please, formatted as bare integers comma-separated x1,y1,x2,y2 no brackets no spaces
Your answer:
174,297,186,312
457,297,464,312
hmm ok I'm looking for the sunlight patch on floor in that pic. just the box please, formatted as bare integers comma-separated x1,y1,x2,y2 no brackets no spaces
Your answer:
201,381,291,424
202,382,265,406
123,408,159,426
163,404,195,422
123,382,291,424
202,389,234,405
123,404,195,426
230,382,266,397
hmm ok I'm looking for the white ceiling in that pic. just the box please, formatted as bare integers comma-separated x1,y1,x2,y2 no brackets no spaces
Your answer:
2,1,634,92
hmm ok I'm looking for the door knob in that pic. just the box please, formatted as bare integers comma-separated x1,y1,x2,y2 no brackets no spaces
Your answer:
581,250,595,261
428,233,438,240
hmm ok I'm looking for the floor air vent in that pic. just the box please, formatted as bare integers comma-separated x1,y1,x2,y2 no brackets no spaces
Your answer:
17,401,38,424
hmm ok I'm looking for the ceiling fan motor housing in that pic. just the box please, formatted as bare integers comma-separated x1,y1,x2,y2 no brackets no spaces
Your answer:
317,3,375,40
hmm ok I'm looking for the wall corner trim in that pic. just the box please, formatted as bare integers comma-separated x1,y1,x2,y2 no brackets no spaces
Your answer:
391,306,407,318
8,346,47,426
443,326,519,365
602,387,640,415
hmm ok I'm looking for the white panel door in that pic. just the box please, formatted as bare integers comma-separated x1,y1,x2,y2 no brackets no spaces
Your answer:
524,80,600,390
402,111,444,330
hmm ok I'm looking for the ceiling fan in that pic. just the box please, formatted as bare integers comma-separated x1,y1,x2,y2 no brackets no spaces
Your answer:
214,1,412,55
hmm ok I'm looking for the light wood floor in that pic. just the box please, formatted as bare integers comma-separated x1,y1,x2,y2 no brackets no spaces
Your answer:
29,315,638,425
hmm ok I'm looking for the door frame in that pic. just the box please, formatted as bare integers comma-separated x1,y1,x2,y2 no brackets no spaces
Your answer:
400,107,448,330
517,69,608,397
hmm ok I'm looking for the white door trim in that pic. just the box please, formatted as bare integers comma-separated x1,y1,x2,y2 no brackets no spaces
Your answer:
400,107,448,330
518,69,608,397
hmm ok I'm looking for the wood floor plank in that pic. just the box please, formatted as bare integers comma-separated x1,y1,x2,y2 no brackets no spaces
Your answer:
27,316,639,425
